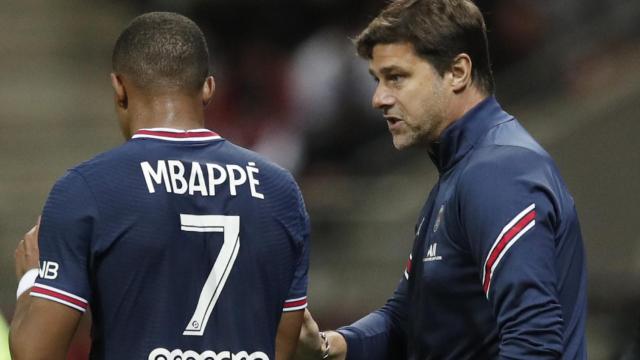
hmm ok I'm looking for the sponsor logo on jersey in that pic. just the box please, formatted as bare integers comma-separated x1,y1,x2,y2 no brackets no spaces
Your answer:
39,261,59,279
423,243,442,262
148,348,269,360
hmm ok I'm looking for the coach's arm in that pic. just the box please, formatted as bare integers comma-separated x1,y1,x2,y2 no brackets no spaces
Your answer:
458,148,567,358
9,221,82,360
295,276,409,360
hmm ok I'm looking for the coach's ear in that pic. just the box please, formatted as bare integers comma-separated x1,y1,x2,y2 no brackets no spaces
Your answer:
448,53,473,93
202,76,215,107
110,73,128,110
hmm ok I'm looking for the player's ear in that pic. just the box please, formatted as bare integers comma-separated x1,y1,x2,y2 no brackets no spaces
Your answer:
110,73,128,110
448,53,472,93
202,76,215,107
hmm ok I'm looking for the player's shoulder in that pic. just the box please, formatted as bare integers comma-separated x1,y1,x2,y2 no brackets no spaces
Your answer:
220,140,300,189
222,141,292,175
53,139,166,191
66,141,136,176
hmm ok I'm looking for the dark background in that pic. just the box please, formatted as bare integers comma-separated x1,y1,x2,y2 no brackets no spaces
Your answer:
1,0,639,358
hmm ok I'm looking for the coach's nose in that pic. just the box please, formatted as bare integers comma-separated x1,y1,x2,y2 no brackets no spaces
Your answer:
372,84,395,110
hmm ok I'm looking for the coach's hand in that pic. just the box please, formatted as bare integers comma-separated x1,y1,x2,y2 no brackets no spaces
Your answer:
15,218,40,280
295,309,347,360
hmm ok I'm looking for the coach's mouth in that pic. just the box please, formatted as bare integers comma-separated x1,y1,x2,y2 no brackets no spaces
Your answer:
384,115,403,128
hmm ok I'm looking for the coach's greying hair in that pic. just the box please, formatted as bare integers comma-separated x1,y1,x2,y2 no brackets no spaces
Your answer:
354,0,495,94
112,12,209,93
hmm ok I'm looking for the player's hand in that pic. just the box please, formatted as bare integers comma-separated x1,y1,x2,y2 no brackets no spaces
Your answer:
294,309,323,360
15,218,41,279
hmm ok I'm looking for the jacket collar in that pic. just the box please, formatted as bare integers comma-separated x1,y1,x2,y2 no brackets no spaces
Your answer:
428,96,512,173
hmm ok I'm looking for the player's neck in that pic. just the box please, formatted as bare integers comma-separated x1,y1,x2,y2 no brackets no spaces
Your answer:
127,94,206,132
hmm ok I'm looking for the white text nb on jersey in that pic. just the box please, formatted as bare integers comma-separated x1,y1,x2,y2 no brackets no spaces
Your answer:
140,160,265,199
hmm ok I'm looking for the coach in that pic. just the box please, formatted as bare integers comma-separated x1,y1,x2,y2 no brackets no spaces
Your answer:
295,0,587,359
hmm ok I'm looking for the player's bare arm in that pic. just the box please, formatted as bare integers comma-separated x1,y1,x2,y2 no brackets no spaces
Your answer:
9,220,82,360
276,310,304,360
295,309,346,360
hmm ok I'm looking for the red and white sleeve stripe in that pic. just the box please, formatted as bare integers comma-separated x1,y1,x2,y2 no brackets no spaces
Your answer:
482,203,536,297
283,296,307,312
404,253,413,280
30,283,89,312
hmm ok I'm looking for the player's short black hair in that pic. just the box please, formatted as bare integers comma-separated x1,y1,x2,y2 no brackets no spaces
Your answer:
112,12,209,93
355,0,495,94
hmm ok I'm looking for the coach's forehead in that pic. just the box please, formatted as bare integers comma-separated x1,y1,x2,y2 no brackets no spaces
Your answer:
369,42,422,73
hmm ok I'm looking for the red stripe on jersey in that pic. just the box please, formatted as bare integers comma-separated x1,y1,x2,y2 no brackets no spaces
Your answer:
31,285,88,309
482,209,536,294
284,298,307,308
135,129,219,138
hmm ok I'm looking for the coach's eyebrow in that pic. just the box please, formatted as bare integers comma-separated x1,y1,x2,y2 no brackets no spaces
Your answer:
378,65,405,76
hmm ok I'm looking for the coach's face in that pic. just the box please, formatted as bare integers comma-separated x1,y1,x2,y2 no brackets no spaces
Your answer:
369,42,450,150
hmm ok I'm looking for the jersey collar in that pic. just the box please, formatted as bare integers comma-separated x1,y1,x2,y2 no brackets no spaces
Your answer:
131,128,222,142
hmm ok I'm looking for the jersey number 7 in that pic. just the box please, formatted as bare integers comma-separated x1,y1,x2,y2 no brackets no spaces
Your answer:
180,214,240,336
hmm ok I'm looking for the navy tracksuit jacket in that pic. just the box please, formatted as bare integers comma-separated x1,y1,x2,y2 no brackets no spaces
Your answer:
338,97,587,359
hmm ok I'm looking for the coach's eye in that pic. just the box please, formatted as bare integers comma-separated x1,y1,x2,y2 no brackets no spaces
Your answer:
388,74,404,86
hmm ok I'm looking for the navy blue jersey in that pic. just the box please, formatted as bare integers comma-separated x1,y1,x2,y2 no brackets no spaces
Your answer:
338,97,587,359
31,128,310,360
